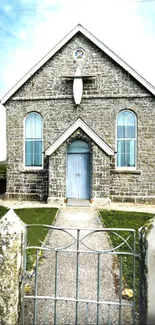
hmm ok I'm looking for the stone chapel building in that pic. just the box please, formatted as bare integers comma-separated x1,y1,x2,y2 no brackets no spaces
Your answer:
1,24,155,204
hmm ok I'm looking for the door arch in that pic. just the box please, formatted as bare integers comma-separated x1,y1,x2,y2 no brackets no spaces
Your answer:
66,139,90,199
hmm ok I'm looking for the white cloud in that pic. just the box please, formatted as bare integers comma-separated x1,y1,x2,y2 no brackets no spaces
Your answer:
3,5,12,13
18,31,27,40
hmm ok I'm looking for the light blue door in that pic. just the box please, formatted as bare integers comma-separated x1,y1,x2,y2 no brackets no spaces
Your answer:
67,140,90,199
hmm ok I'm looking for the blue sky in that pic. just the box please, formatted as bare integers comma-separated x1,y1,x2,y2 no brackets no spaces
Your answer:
1,0,155,96
0,0,155,159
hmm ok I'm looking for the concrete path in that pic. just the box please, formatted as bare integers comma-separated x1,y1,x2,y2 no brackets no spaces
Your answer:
24,207,132,325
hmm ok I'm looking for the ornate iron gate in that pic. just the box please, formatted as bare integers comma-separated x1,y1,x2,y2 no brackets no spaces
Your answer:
21,225,138,325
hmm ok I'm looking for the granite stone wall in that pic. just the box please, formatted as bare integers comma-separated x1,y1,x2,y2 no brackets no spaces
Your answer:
4,33,155,203
47,128,111,203
92,143,111,200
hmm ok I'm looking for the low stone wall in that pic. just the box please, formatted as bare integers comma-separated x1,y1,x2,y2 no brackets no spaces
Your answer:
5,169,48,202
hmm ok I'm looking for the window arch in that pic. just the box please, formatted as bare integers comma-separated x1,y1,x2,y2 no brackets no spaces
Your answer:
25,112,43,167
67,139,90,153
117,110,137,167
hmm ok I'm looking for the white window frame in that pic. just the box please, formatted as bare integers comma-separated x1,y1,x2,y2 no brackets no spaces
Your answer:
116,110,137,170
24,112,43,170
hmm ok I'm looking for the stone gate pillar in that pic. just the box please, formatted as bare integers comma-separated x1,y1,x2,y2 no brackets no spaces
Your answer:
0,209,26,325
139,217,155,325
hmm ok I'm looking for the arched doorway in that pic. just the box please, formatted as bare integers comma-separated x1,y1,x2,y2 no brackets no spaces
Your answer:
67,139,90,199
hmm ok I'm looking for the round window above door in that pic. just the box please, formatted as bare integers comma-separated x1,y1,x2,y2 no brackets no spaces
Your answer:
74,48,85,59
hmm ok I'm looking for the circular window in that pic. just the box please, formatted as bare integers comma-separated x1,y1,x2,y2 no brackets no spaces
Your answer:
74,48,85,59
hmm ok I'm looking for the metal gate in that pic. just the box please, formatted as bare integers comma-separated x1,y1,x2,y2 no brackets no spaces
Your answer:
21,225,138,325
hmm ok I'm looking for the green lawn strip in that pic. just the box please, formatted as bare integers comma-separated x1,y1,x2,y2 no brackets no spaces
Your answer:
0,206,58,269
15,207,58,269
0,164,6,174
99,209,154,316
0,205,8,217
15,208,58,245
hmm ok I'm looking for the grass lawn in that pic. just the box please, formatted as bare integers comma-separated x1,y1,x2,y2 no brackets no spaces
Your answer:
0,205,8,217
0,206,58,269
99,209,154,316
0,163,6,174
15,207,58,246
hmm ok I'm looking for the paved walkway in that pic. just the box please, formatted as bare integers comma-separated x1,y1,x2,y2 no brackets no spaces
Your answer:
24,207,132,325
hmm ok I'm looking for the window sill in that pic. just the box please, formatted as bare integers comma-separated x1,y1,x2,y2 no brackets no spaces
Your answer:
20,169,47,174
111,169,141,175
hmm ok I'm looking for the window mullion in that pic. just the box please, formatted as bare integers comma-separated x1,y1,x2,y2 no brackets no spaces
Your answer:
33,139,35,167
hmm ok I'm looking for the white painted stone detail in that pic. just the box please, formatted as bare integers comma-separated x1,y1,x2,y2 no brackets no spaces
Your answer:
73,67,83,105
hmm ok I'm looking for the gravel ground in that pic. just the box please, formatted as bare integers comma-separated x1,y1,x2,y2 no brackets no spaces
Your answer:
23,207,132,325
1,197,155,213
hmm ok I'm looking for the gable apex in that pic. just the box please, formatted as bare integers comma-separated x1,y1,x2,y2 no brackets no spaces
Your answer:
45,118,114,156
1,24,155,104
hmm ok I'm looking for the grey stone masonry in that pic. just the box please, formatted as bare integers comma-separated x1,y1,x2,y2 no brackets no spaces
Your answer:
139,218,155,325
4,32,155,203
48,128,111,203
0,209,26,325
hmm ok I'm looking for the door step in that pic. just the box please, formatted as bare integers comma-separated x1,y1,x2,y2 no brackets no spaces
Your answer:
67,199,90,207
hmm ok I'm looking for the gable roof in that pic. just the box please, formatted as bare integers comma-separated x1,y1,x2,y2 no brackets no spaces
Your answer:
1,23,155,104
45,118,114,156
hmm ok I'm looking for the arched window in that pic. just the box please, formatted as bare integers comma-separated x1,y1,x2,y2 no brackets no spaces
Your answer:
25,112,43,167
117,110,137,167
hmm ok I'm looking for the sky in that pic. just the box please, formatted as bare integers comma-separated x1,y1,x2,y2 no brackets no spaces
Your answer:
0,0,155,160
